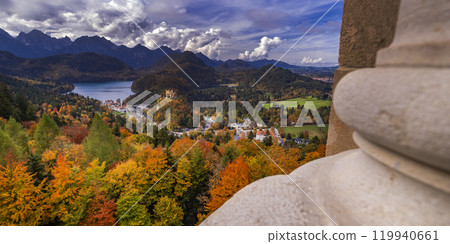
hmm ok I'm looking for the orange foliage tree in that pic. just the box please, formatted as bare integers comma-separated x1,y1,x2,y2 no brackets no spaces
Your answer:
267,146,302,174
47,155,86,225
205,156,249,215
169,137,196,159
81,159,116,226
61,126,88,144
301,145,326,165
81,189,116,226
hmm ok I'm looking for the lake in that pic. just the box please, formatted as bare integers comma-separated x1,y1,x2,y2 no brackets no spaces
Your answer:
70,81,134,103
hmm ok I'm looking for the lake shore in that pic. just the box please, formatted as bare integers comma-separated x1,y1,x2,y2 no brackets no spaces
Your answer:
66,80,135,103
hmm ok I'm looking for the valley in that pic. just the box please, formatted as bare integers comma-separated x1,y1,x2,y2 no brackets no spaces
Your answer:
0,27,334,227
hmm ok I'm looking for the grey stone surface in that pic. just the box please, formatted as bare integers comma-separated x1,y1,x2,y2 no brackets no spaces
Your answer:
333,67,450,172
201,151,350,226
377,0,450,67
202,147,450,225
326,68,358,156
353,133,450,194
338,0,400,68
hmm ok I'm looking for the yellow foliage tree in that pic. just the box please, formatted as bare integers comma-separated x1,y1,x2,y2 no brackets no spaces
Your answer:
104,159,148,199
135,147,173,206
173,157,192,198
0,155,45,225
153,196,184,226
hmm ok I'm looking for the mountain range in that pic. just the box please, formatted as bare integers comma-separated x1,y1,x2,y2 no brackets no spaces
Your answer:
0,28,178,69
0,28,336,74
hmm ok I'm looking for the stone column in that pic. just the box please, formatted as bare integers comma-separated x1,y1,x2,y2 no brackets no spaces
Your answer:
326,0,401,156
335,0,450,174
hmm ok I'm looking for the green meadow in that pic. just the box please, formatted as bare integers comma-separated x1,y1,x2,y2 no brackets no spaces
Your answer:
263,96,332,109
281,125,329,138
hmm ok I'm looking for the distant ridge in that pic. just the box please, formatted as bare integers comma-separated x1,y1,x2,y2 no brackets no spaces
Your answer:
215,59,253,72
132,51,217,92
131,51,333,100
0,28,337,73
0,50,137,83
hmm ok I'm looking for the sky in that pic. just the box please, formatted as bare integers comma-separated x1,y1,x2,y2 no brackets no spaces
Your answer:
0,0,343,66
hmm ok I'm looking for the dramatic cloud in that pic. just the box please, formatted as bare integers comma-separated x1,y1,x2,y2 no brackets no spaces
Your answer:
184,29,224,59
238,36,282,61
139,23,225,59
0,0,343,64
300,56,324,64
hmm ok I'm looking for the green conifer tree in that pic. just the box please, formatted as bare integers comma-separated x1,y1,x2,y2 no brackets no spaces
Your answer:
4,117,29,151
0,130,19,164
83,113,120,167
34,113,59,155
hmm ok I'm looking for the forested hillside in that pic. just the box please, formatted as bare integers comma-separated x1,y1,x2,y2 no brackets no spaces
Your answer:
132,52,332,103
0,82,327,225
0,51,138,83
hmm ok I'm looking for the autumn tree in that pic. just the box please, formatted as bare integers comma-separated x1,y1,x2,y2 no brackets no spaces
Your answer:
83,113,120,167
104,159,148,199
120,135,141,162
115,189,150,226
80,158,112,226
135,147,174,206
47,155,86,225
170,137,196,159
0,154,45,225
205,156,249,217
153,196,184,226
267,146,302,174
174,157,192,198
84,159,105,186
82,189,116,226
301,144,326,165
61,126,88,144
248,154,273,182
